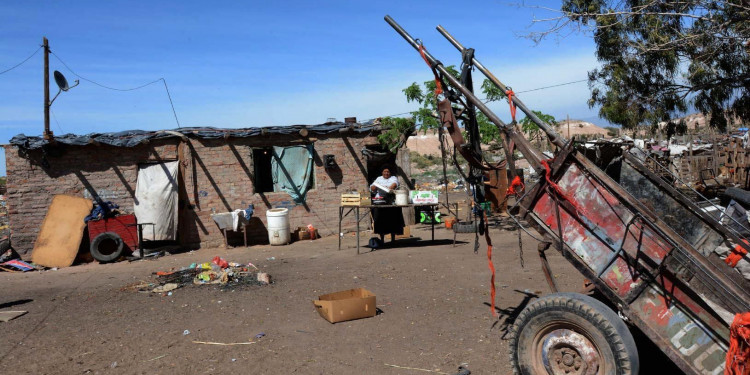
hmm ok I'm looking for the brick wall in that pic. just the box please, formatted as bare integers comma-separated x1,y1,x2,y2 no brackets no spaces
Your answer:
5,132,383,258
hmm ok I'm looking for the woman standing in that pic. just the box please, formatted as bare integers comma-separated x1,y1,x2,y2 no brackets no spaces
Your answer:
370,167,405,245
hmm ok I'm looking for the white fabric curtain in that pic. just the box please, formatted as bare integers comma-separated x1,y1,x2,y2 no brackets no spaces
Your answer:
134,161,179,241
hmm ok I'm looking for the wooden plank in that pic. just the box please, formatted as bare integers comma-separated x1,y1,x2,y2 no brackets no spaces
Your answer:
31,195,93,268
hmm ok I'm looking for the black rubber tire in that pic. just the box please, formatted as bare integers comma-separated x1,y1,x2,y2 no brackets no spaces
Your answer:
723,187,750,208
453,222,477,233
90,232,124,263
509,292,639,375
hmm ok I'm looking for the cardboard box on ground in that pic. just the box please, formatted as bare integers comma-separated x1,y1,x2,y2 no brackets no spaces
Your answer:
313,288,376,323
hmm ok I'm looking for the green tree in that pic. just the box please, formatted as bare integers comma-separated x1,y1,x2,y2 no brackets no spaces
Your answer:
402,66,503,144
604,126,619,137
534,0,750,132
519,111,557,144
377,116,415,153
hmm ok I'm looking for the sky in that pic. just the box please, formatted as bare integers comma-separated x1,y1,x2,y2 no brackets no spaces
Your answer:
0,1,604,176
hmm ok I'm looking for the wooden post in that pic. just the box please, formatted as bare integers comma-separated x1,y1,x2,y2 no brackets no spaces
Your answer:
43,37,52,140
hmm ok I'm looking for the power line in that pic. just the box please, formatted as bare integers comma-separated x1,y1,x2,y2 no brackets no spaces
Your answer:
161,79,181,128
514,79,588,94
0,46,42,75
50,50,181,128
372,78,589,120
50,108,64,134
51,51,162,91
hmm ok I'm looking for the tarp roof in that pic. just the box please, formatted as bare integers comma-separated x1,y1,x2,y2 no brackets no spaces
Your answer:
9,122,380,150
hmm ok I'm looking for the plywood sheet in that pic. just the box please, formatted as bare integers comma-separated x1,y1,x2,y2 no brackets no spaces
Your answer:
31,195,93,268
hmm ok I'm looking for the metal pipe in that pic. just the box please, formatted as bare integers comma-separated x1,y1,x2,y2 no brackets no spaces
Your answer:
384,15,544,168
436,25,565,149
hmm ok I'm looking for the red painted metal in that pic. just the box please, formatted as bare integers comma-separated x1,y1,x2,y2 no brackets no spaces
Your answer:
87,214,138,254
529,161,732,374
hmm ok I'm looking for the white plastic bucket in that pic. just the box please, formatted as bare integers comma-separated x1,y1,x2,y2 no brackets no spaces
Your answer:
395,190,409,206
266,208,291,245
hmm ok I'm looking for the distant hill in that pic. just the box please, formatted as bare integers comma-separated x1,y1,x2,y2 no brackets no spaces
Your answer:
406,129,454,157
554,120,610,138
669,112,744,130
406,120,611,157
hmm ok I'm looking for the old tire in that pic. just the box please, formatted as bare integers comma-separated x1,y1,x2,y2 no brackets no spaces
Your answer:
90,232,124,263
509,292,639,375
453,222,477,233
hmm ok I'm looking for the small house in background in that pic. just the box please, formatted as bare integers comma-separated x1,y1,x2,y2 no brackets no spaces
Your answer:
3,120,413,259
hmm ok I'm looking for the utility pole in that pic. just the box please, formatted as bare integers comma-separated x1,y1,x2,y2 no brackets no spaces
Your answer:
567,114,570,139
43,36,53,140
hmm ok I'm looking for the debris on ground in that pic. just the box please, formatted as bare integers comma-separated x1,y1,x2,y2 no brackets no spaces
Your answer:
0,310,28,322
123,257,272,294
0,259,36,272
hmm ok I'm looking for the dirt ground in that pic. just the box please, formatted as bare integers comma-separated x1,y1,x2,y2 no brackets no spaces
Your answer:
0,223,675,374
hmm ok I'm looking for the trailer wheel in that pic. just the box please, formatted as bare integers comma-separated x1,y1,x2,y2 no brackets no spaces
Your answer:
90,232,124,263
509,292,638,375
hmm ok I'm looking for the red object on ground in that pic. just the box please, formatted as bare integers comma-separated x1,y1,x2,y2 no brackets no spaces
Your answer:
726,312,750,375
87,214,138,254
212,256,229,269
727,240,749,268
444,217,457,229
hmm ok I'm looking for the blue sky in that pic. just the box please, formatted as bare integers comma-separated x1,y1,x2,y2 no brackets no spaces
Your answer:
0,1,603,176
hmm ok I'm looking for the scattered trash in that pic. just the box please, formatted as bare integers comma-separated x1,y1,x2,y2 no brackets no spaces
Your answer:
254,332,266,339
192,340,256,346
267,257,276,261
183,330,190,336
0,259,36,272
124,258,273,294
212,256,229,269
110,362,117,369
0,311,28,322
231,358,237,362
145,354,168,362
0,247,19,263
152,283,179,293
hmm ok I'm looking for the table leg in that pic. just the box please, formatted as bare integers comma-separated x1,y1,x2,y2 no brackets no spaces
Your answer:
243,224,248,247
222,228,228,248
338,207,342,250
356,207,360,255
137,224,144,259
431,206,435,241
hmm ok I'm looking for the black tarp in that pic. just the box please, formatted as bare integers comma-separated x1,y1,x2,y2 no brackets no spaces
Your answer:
9,123,380,150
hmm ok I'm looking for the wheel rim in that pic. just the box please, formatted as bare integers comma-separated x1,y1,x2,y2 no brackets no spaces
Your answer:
532,324,604,375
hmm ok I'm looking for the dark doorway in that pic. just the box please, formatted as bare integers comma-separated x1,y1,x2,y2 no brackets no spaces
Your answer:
365,145,396,185
253,148,274,193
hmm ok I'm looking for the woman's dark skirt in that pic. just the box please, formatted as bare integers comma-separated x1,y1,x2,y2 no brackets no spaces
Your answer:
372,206,405,235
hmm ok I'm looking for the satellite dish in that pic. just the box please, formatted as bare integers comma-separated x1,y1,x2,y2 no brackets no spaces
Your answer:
54,70,69,91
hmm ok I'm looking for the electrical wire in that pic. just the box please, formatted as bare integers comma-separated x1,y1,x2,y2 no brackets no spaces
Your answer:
0,46,42,75
161,79,181,128
50,50,181,128
50,108,64,134
513,79,588,94
51,51,162,91
369,78,588,121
